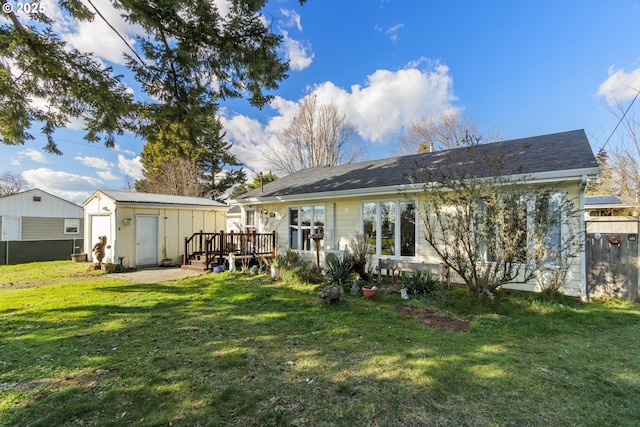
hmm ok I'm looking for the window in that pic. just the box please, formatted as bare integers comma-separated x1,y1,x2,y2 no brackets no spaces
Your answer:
362,200,416,258
245,209,256,230
399,201,416,257
535,192,563,263
476,192,564,265
64,219,80,234
289,205,325,251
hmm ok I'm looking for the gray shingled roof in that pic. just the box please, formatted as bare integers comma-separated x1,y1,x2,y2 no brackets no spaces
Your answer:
99,190,227,207
585,196,622,206
235,129,598,201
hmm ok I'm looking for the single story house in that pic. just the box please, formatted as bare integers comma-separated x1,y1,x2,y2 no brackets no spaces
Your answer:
229,129,599,296
0,188,84,264
83,190,228,268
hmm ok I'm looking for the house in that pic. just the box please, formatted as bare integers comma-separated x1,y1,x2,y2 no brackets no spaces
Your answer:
83,190,228,268
585,194,638,218
229,129,599,296
0,188,84,265
226,205,243,232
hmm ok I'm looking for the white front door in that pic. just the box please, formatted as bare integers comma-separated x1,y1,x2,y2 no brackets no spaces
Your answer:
1,216,21,241
136,216,158,266
90,215,112,262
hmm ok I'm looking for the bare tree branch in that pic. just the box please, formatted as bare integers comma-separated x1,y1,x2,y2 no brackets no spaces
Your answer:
265,94,360,174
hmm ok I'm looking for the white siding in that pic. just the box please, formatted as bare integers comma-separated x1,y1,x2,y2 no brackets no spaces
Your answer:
0,189,82,218
246,181,586,296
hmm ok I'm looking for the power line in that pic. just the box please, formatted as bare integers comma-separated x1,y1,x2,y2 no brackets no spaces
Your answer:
600,87,640,153
85,0,147,68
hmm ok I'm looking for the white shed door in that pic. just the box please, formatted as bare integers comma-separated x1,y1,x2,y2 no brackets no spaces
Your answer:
90,215,111,262
1,217,21,241
136,216,158,266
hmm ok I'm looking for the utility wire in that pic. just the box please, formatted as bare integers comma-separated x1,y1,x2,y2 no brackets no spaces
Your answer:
85,0,147,68
600,87,640,153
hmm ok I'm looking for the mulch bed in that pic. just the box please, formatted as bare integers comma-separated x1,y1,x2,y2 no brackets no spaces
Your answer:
397,305,471,333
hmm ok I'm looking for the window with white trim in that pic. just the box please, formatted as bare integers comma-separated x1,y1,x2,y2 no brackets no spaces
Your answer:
476,191,565,264
245,209,256,230
289,205,325,251
362,200,416,257
64,219,80,234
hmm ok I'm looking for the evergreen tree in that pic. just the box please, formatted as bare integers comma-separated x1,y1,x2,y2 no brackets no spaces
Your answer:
1,0,292,154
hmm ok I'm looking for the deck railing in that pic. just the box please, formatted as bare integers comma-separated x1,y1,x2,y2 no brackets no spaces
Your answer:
183,230,276,270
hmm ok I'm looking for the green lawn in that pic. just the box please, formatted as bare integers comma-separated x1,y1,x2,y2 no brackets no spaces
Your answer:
1,261,639,426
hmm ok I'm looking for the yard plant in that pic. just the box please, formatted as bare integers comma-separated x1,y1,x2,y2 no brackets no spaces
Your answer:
1,261,639,426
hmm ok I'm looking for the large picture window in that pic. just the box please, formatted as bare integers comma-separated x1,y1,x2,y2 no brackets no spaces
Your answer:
362,200,416,258
289,205,325,251
476,191,565,265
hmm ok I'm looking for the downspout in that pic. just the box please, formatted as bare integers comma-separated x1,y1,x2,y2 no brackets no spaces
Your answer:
332,202,336,250
579,175,588,300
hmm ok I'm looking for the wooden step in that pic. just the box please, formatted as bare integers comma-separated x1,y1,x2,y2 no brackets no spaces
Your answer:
181,264,209,272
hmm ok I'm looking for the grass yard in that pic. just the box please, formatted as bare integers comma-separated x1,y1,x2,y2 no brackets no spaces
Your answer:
1,261,639,426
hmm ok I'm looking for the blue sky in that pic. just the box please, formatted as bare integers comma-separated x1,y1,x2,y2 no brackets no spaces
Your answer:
2,0,640,204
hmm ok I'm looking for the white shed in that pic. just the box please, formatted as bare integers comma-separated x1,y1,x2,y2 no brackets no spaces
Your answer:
83,190,228,268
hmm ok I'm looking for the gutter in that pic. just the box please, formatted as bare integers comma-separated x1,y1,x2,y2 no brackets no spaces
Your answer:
230,167,600,206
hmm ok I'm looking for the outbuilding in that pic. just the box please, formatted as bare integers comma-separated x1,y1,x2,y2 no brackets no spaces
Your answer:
0,188,84,264
83,190,228,268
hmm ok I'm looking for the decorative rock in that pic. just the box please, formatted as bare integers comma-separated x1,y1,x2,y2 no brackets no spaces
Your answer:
351,278,362,295
320,286,344,304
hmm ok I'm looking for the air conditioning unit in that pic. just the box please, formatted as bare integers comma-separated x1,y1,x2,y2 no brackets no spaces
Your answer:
324,249,347,264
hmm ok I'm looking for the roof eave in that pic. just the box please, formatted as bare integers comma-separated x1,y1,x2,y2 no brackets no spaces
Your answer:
230,167,599,205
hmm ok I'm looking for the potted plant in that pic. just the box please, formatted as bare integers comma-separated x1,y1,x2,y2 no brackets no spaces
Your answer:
270,258,280,279
362,285,378,299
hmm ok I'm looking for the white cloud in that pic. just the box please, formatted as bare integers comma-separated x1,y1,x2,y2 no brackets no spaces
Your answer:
222,62,458,173
18,148,50,164
10,158,20,166
97,170,119,181
75,155,114,170
113,143,137,157
118,155,144,180
313,63,457,143
597,66,640,106
386,24,404,42
281,9,303,31
281,30,314,71
21,167,102,204
59,1,144,66
222,114,273,174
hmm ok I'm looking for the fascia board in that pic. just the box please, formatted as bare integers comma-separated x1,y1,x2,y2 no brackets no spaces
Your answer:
231,167,600,206
118,202,229,211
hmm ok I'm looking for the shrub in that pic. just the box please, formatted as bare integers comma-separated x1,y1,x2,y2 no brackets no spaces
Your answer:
325,257,354,289
347,233,372,281
280,249,301,268
401,270,440,299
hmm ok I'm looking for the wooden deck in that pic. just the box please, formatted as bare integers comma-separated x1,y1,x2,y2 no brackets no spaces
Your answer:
182,230,276,271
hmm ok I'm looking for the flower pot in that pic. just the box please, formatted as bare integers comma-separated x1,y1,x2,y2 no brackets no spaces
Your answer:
101,263,117,273
362,287,378,299
271,267,280,279
71,253,87,262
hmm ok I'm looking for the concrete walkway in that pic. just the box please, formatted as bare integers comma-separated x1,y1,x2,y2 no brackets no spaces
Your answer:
107,266,203,283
